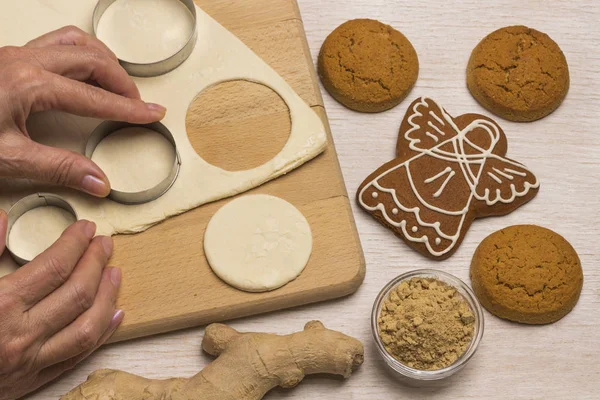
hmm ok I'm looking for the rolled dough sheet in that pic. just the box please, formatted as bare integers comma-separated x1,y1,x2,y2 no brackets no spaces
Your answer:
96,0,195,64
91,127,176,192
0,0,327,276
8,206,76,261
204,195,312,292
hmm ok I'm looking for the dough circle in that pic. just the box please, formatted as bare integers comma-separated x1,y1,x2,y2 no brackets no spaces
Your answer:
204,194,312,292
8,206,76,261
91,127,176,193
96,0,195,64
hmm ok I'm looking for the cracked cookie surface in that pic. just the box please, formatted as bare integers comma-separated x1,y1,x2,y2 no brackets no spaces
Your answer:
467,25,569,122
470,225,583,324
318,19,418,113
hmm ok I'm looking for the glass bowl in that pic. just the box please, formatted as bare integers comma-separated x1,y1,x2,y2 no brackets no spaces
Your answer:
371,269,484,382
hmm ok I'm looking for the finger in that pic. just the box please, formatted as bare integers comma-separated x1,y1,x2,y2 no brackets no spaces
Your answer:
8,138,111,197
97,308,124,344
25,25,118,62
31,70,166,123
8,220,95,307
36,267,121,368
34,309,124,392
26,45,139,99
0,210,6,254
29,236,113,341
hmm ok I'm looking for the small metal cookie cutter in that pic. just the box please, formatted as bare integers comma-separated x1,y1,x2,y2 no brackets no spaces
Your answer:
85,121,181,205
92,0,198,77
6,193,78,266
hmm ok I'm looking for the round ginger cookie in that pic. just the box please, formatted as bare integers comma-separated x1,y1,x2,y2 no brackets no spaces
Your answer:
318,19,419,113
467,25,569,122
470,225,582,324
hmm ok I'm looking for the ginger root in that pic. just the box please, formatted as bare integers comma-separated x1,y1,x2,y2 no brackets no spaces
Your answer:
61,320,364,400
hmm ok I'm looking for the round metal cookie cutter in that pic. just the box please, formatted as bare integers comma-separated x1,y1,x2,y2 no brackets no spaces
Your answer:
6,193,78,266
92,0,198,77
85,121,181,205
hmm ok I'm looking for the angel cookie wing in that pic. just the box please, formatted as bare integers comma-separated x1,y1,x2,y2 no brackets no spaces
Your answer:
397,97,458,157
474,156,540,211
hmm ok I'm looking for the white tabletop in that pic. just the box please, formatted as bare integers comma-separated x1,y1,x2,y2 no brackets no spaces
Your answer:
32,0,600,398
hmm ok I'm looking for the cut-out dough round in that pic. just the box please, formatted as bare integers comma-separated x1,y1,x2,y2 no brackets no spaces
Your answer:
91,127,176,192
96,0,195,64
9,206,75,261
204,194,312,292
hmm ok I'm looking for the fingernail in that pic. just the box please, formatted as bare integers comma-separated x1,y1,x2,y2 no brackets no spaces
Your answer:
101,236,113,256
84,221,97,239
82,175,110,197
146,103,167,117
110,309,124,330
109,267,121,287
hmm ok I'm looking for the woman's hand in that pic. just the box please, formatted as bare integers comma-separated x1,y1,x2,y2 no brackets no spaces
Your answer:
0,26,157,399
0,25,166,196
0,214,122,400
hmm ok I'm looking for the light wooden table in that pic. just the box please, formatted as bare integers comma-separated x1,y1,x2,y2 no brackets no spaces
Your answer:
31,0,600,398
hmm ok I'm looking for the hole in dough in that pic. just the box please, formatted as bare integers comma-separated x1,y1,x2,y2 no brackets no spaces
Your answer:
9,206,76,261
91,127,176,193
186,80,291,171
95,0,195,64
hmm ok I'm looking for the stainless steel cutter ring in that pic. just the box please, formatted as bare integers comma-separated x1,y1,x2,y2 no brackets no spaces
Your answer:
6,193,78,266
85,121,182,205
92,0,198,77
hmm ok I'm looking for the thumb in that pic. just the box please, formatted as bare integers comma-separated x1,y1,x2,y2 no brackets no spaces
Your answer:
19,142,111,197
0,209,7,254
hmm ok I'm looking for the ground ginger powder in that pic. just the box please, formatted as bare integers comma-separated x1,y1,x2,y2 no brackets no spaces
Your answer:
378,277,475,370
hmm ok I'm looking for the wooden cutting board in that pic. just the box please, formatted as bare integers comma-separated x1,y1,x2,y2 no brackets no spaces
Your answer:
109,0,365,342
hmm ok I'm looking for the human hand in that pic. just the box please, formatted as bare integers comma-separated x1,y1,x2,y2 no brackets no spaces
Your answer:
0,25,166,197
0,211,123,400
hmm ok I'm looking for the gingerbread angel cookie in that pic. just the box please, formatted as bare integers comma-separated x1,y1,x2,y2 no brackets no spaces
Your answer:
357,97,540,260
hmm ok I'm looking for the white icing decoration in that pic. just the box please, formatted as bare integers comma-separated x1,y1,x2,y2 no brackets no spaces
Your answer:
429,111,445,126
424,167,456,198
372,192,379,198
504,168,527,177
487,171,502,184
392,208,399,215
405,166,467,216
428,121,446,136
424,167,452,183
358,97,539,257
493,167,514,180
425,131,439,142
433,171,455,198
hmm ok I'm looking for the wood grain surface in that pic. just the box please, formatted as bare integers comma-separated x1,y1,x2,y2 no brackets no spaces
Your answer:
29,0,599,399
186,81,292,171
